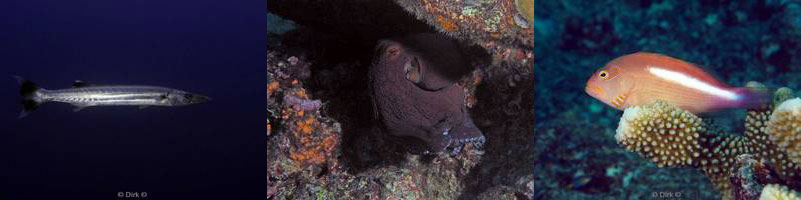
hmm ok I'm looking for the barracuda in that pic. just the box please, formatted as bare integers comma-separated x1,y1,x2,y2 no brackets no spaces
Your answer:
15,76,210,118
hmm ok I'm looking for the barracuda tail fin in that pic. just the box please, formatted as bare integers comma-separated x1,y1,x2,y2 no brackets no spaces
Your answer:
14,76,42,118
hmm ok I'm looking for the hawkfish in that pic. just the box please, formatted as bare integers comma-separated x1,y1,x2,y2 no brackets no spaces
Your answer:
585,52,770,113
15,76,210,118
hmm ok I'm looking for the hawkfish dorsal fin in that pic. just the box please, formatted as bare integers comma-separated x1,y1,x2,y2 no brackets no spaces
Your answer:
72,80,92,88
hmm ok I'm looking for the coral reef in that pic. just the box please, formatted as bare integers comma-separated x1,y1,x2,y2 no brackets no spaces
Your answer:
760,184,801,200
266,46,532,199
267,0,531,78
730,154,783,200
614,86,801,199
393,0,534,48
267,54,337,167
769,97,801,165
266,1,534,196
390,0,535,77
267,49,344,183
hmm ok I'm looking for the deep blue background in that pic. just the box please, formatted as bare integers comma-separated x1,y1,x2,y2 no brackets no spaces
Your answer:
0,0,265,199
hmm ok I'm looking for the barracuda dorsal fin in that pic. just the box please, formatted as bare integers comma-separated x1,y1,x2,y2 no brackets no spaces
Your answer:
72,80,92,88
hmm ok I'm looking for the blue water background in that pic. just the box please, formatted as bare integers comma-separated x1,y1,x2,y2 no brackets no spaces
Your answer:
0,0,266,199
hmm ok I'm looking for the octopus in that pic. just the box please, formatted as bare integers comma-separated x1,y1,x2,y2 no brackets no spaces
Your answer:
368,33,485,153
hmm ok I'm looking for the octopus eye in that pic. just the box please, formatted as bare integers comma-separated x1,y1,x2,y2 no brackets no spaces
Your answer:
404,57,422,83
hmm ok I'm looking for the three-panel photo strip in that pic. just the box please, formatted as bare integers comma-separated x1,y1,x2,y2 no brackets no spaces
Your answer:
3,0,801,199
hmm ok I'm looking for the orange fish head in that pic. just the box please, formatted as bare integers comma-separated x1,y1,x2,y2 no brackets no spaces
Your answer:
584,82,606,101
586,64,630,111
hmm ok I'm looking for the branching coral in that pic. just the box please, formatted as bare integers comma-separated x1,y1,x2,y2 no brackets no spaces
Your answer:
760,184,801,200
769,97,801,165
615,95,801,199
615,101,705,168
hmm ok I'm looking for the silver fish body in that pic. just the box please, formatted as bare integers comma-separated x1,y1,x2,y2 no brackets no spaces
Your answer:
40,86,205,107
15,76,210,118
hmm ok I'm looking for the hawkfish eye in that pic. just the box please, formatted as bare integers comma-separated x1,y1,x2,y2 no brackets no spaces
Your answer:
598,69,614,80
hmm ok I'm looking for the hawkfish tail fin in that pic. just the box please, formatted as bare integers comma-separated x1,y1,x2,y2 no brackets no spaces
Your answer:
730,87,772,110
14,76,44,118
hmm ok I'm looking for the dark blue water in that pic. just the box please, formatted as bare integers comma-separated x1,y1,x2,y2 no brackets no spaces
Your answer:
0,0,265,199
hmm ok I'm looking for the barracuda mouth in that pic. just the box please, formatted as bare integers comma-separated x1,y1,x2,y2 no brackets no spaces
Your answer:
186,94,211,104
170,92,211,106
